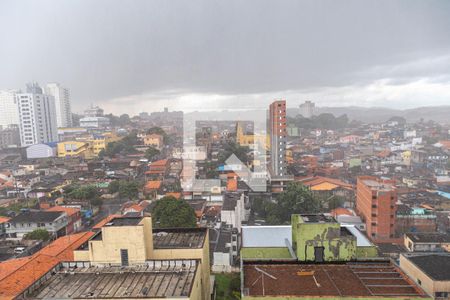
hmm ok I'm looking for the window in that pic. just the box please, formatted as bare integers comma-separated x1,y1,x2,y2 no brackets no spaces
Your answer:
435,292,448,298
417,279,421,285
371,222,377,226
120,249,129,266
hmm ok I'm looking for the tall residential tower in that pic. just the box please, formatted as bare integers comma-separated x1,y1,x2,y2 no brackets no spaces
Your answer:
17,83,58,146
299,100,315,118
0,90,20,127
45,83,72,127
269,100,287,176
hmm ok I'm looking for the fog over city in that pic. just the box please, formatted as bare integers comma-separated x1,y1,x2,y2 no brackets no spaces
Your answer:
1,0,450,114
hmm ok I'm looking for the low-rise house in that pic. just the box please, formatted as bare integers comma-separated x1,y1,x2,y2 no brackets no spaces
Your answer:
0,216,10,238
404,233,450,252
400,254,450,299
143,180,162,198
241,214,378,262
143,133,163,149
46,206,82,234
5,210,68,239
211,228,239,273
221,192,247,232
396,206,438,235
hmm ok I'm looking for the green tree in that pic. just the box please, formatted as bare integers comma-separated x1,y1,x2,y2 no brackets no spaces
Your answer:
218,142,250,165
118,181,140,201
152,196,196,228
263,182,322,224
145,146,160,161
67,185,99,201
24,228,51,241
108,180,121,194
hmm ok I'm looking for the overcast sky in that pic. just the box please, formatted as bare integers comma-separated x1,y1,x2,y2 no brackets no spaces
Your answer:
1,0,449,115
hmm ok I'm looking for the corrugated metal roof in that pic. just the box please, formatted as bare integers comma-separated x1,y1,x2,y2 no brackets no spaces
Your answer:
242,226,291,247
341,225,372,247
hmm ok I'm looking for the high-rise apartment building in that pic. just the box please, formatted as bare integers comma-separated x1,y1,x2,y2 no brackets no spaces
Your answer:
17,83,58,146
45,83,72,127
269,100,287,176
0,90,20,127
299,100,315,118
356,176,397,242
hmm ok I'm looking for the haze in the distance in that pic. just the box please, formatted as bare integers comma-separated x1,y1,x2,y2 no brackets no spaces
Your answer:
1,0,450,114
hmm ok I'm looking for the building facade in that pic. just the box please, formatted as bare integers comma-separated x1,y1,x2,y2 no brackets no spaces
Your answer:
299,100,315,118
0,124,20,148
45,83,72,128
269,100,287,176
356,176,397,242
5,210,68,239
17,83,58,146
0,90,19,127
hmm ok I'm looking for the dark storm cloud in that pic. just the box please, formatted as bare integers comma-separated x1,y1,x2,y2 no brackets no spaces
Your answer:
0,0,449,113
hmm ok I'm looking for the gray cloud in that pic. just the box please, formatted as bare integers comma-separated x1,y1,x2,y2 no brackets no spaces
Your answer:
1,0,449,114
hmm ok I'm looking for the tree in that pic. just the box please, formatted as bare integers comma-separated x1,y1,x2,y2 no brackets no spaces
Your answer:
118,181,140,201
218,142,250,165
67,185,99,201
262,182,322,224
24,228,51,241
108,180,121,194
145,146,160,161
152,196,196,228
107,180,139,200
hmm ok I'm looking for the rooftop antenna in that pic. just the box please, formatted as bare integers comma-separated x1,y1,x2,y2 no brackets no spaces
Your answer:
251,266,277,296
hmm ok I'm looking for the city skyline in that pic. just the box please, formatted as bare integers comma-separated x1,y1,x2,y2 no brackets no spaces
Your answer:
1,0,450,114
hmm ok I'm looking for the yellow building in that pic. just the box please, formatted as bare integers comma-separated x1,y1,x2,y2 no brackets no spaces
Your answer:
143,133,164,150
57,133,122,158
57,141,94,158
236,122,269,150
71,216,211,300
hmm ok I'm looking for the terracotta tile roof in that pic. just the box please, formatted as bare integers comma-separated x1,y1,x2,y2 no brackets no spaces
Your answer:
149,159,168,166
299,176,353,190
330,207,354,217
38,231,94,260
227,178,238,191
439,140,450,150
125,204,145,212
92,214,122,229
0,254,60,299
0,257,31,281
0,231,94,299
46,205,80,217
165,192,181,199
144,180,162,190
0,216,10,224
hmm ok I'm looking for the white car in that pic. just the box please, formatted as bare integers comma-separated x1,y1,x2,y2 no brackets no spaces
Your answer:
14,247,26,254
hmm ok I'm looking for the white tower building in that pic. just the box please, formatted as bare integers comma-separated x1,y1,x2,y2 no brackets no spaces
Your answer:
0,90,20,127
45,83,72,127
299,101,316,118
17,83,58,146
